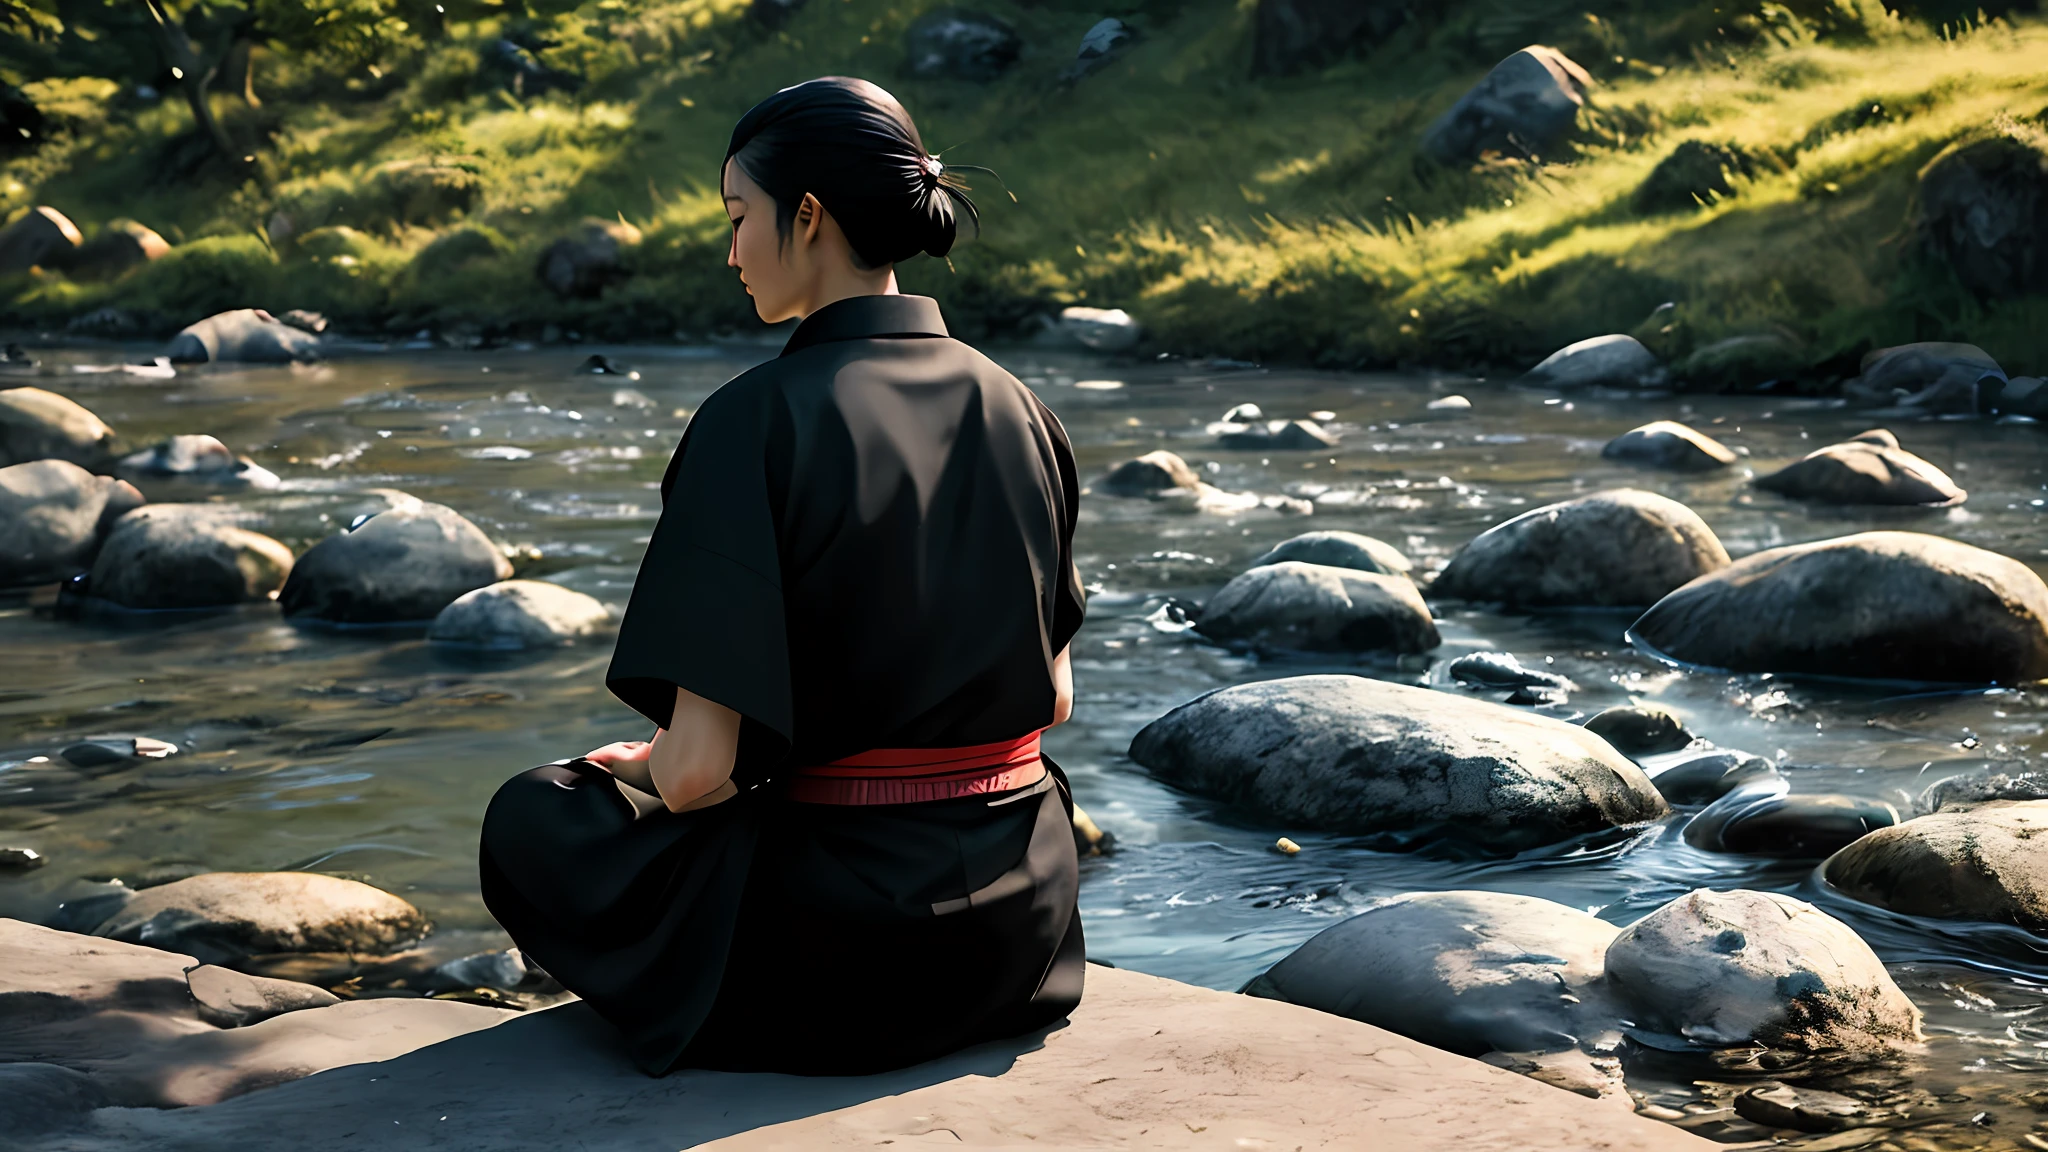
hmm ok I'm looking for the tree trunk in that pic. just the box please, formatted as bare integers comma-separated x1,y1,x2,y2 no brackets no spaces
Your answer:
136,0,239,162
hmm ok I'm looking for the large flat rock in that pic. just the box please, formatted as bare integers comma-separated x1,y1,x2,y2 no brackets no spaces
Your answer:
40,966,1709,1151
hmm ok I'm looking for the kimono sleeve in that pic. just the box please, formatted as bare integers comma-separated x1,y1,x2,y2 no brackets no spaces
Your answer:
606,383,793,769
1042,399,1087,656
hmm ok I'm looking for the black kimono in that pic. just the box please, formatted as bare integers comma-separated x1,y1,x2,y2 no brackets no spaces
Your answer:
479,295,1087,1076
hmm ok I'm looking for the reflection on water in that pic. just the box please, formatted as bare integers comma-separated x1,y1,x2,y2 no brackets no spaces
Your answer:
3,344,2047,1145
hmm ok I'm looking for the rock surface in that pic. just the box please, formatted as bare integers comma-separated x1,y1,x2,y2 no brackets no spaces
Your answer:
1,918,487,1111
1216,418,1338,451
1194,562,1439,654
1250,0,1411,76
0,386,116,468
1683,792,1900,858
0,460,145,587
1733,1083,1873,1133
1910,130,2048,301
428,579,609,648
1424,45,1593,163
1648,751,1781,807
1521,334,1666,390
1447,651,1573,692
1633,140,1778,214
1843,342,2006,413
20,962,1713,1151
86,504,295,610
1822,800,2048,932
1582,705,1694,756
167,310,323,364
94,872,429,964
1753,438,1965,506
1243,890,1618,1055
1601,421,1736,472
0,205,82,273
1098,450,1201,497
1603,889,1922,1053
1247,530,1411,575
68,220,170,280
1432,489,1728,610
119,435,280,489
280,500,513,624
536,218,641,299
903,8,1020,81
1628,531,2048,685
1128,675,1667,850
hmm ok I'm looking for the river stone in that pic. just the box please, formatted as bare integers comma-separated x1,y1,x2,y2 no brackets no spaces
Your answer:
1251,0,1410,76
0,385,116,468
1649,751,1782,807
186,964,340,1028
0,205,82,273
1100,450,1201,497
1684,792,1900,859
1753,440,1965,506
86,504,294,610
1823,800,2048,932
1919,770,2048,813
1601,421,1736,472
1242,891,1619,1055
1734,1084,1873,1133
428,579,609,648
1603,889,1922,1053
1447,651,1572,692
1842,342,2005,413
1424,45,1593,164
1127,675,1667,850
903,8,1020,82
1521,335,1667,390
1910,131,2048,302
95,872,429,964
1582,705,1693,756
119,435,280,489
1043,306,1141,352
0,460,145,587
167,309,323,364
1432,489,1729,610
1628,531,2048,685
1195,562,1438,654
1217,419,1339,451
280,500,512,624
1247,530,1411,576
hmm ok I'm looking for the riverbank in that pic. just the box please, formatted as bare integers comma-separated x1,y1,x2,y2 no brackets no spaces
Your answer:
3,917,1709,1151
3,1,2045,380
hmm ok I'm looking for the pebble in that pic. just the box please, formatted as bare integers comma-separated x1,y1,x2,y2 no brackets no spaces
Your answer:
0,846,45,869
1427,395,1472,411
1447,651,1574,691
1734,1084,1873,1133
1275,837,1301,855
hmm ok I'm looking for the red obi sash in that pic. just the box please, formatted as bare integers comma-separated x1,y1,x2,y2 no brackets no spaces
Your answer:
784,731,1046,805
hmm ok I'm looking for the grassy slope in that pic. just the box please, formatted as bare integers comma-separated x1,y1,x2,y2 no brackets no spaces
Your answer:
3,0,2046,378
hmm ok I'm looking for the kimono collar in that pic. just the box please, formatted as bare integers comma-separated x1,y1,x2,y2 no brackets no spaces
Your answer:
781,294,949,356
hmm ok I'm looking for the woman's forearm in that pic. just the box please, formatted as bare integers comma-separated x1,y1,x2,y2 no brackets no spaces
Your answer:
649,686,741,811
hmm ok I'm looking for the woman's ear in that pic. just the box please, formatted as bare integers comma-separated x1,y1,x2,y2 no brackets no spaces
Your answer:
795,193,825,247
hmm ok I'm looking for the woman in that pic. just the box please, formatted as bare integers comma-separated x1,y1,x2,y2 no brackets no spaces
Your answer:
479,77,1086,1077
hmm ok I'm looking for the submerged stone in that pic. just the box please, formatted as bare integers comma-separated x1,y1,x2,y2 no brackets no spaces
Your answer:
1520,334,1665,390
1446,651,1573,692
1099,450,1201,497
1603,889,1922,1054
428,579,609,648
1194,562,1439,654
1648,751,1781,807
167,309,323,364
1601,421,1736,472
280,500,512,624
1754,438,1965,506
1244,890,1618,1055
1629,531,2048,685
1581,705,1694,757
1823,800,2048,933
1127,675,1667,851
1683,792,1900,859
1246,530,1411,576
1432,489,1729,610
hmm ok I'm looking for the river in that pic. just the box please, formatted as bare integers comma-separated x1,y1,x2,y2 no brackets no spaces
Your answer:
2,341,2045,1148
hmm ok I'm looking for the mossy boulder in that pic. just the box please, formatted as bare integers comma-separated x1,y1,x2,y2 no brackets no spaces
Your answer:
1911,125,2048,300
1633,141,1783,214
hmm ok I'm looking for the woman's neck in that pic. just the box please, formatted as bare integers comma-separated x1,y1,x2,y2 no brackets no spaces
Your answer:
799,266,901,320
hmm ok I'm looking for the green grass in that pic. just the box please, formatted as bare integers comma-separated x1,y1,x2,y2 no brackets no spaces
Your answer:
4,0,2047,380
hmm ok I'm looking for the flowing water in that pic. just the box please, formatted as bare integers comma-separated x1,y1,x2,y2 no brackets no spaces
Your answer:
3,341,2047,1147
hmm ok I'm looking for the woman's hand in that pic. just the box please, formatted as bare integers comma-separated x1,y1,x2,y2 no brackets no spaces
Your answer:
585,739,654,769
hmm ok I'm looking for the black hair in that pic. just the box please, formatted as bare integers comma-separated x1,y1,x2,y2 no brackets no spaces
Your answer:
725,76,978,270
